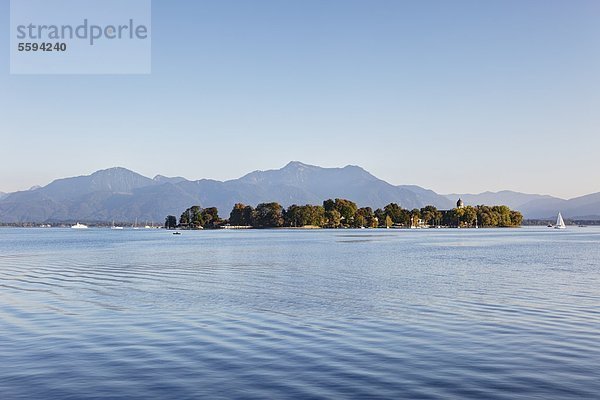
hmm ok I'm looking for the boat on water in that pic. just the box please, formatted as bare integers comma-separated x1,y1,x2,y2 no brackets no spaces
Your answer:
173,232,181,235
71,222,88,229
554,212,566,229
111,220,124,230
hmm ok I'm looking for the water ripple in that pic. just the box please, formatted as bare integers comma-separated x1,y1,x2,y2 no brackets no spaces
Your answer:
0,227,599,399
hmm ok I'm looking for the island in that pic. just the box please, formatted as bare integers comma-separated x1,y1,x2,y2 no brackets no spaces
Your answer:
165,198,523,230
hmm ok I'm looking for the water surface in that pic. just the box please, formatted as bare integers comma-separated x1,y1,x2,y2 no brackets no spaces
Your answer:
1,227,599,399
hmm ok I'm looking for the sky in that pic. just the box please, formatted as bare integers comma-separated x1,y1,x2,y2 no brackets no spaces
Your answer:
1,0,599,199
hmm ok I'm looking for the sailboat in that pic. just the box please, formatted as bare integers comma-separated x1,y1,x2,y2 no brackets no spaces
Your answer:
554,212,566,229
111,220,124,230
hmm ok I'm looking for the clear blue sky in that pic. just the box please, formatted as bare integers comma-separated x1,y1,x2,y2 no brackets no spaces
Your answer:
1,0,599,198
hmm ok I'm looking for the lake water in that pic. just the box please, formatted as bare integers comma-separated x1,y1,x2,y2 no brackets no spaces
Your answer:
0,227,599,399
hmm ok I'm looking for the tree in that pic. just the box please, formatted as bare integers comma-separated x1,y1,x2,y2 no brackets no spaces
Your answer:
354,207,376,228
285,204,326,227
333,198,357,226
420,205,439,226
374,208,386,227
493,205,512,227
510,210,523,226
202,207,221,229
325,209,342,228
253,202,284,228
180,206,204,229
307,205,326,227
243,206,254,225
384,203,403,224
323,199,335,212
165,215,177,229
462,206,477,227
229,203,253,226
410,209,421,228
322,198,357,227
285,204,302,227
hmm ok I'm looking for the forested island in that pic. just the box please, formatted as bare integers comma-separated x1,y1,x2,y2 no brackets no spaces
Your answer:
165,198,523,230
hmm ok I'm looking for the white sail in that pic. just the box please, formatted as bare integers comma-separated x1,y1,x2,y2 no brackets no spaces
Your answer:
554,212,566,229
111,220,124,230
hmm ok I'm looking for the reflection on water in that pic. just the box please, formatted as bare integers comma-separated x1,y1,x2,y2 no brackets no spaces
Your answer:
0,227,599,399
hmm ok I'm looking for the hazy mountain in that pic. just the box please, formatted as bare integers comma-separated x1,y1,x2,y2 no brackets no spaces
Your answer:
153,175,189,184
0,162,452,223
33,167,154,201
2,163,598,223
446,190,600,220
231,161,453,210
519,192,600,220
445,191,562,210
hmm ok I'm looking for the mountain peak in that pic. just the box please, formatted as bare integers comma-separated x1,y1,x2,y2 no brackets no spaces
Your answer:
153,175,188,184
343,164,366,171
283,161,317,170
92,167,136,176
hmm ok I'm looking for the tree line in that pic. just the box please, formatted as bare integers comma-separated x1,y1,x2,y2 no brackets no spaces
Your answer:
165,199,522,229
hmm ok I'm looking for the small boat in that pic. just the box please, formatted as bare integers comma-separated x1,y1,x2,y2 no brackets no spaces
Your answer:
172,232,181,235
554,212,566,229
111,220,124,230
71,222,88,229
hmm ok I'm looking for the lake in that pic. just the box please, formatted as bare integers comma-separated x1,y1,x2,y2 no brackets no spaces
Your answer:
0,227,599,399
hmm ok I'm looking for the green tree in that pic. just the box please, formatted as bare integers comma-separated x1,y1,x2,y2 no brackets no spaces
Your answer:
253,202,284,228
462,206,477,227
301,205,325,227
333,198,357,226
325,209,342,228
510,210,523,226
164,215,177,229
229,203,253,226
410,209,421,227
420,205,439,226
384,203,403,224
179,205,204,229
493,205,512,227
374,208,386,227
201,207,221,229
323,199,335,212
285,204,302,227
354,207,376,228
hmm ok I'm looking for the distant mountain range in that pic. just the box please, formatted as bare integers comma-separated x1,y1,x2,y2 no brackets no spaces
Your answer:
445,191,600,220
0,162,599,223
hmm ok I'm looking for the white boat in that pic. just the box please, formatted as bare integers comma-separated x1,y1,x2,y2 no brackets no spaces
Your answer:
71,222,88,229
111,220,124,230
554,212,566,229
